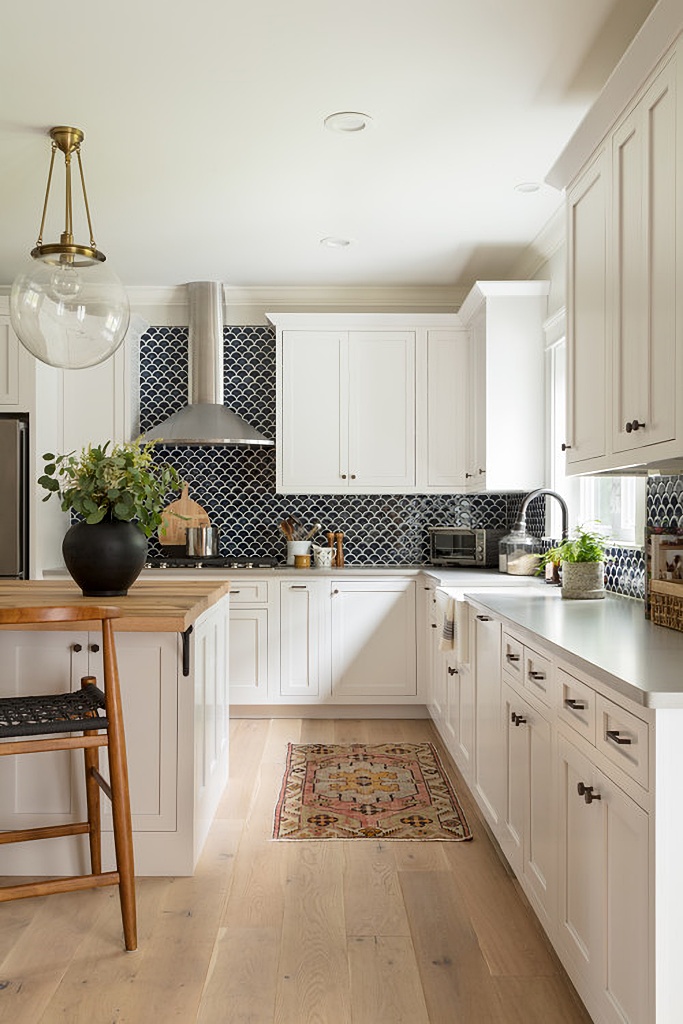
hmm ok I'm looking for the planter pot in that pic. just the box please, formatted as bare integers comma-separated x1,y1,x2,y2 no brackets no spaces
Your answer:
561,561,605,600
63,520,148,597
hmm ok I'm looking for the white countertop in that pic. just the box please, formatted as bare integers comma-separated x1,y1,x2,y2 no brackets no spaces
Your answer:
465,589,683,709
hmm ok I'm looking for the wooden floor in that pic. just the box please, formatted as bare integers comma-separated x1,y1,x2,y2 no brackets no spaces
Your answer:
0,718,593,1023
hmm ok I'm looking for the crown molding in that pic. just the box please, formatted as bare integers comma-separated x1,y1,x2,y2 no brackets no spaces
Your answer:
128,283,465,309
511,205,566,281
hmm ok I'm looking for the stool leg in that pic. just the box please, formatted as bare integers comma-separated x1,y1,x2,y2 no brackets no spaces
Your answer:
102,622,137,952
82,677,102,875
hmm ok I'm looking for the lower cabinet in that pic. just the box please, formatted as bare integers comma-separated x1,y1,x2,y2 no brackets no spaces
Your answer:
279,579,326,699
557,734,649,1024
502,679,555,931
472,610,505,840
228,573,421,707
330,579,416,699
427,603,656,1023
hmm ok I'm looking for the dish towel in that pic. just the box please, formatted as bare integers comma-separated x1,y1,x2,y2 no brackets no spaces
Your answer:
439,597,457,652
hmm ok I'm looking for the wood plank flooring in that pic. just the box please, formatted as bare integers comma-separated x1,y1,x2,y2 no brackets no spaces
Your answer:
0,718,593,1023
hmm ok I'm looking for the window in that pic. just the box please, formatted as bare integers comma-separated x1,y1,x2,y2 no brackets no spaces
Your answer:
545,331,644,546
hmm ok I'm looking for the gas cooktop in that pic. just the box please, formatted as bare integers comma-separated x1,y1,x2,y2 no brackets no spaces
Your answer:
144,555,279,570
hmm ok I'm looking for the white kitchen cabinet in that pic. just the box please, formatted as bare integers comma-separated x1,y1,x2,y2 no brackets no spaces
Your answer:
330,579,416,700
271,303,549,496
565,149,610,468
472,609,505,840
426,584,445,723
611,57,678,459
458,282,549,491
556,31,683,475
502,679,555,931
424,328,472,489
228,580,271,705
60,336,137,454
557,733,649,1024
276,324,415,493
279,579,326,699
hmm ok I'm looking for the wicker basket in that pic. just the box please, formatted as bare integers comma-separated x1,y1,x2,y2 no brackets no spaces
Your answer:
649,579,683,632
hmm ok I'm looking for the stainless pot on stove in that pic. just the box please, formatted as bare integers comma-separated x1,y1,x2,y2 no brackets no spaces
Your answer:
185,526,220,558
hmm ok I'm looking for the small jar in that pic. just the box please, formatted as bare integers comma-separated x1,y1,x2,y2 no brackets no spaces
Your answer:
499,530,542,576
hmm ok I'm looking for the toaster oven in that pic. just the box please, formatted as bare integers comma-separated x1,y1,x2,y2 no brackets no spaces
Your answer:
428,527,506,567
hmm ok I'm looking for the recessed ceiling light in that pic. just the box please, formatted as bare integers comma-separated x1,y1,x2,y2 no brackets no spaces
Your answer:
514,181,542,194
324,111,372,133
320,236,352,248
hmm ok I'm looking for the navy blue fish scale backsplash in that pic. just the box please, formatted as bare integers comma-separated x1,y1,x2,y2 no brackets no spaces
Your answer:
139,323,681,597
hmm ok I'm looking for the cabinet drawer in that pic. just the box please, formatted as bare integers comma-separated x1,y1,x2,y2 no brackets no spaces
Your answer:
557,668,596,744
502,633,524,681
523,647,552,706
596,695,649,789
228,580,269,604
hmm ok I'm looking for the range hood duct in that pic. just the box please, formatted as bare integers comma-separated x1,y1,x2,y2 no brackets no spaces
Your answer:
140,281,274,446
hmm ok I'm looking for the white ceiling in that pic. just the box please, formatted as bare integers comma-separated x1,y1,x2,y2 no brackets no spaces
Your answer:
0,0,656,293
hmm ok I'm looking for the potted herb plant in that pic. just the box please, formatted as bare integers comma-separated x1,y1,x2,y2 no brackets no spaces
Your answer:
540,524,608,600
39,440,182,597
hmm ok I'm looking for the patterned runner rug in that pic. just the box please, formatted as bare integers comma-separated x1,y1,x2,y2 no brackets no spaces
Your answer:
273,741,473,841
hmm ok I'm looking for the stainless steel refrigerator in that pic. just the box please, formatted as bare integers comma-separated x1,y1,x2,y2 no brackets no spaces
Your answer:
0,415,29,579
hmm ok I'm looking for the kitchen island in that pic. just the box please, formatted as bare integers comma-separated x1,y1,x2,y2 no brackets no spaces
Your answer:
0,579,231,876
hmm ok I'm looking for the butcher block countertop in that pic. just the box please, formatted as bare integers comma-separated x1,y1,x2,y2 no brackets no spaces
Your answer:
0,579,230,632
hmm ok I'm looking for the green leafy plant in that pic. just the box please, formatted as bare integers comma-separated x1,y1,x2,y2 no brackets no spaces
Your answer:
39,440,182,538
540,524,609,569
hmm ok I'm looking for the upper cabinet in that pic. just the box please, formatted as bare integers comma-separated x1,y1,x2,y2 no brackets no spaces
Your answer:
565,150,610,469
611,59,678,459
552,18,683,475
277,325,416,493
270,293,548,496
459,283,548,492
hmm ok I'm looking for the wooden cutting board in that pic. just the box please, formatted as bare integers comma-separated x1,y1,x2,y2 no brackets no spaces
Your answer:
158,484,210,545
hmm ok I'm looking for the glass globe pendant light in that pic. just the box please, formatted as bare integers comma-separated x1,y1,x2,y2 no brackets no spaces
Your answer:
10,126,129,369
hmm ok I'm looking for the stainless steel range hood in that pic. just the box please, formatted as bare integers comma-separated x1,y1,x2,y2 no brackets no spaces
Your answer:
140,281,273,446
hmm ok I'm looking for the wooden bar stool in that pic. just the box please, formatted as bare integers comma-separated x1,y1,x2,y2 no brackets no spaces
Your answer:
0,605,137,951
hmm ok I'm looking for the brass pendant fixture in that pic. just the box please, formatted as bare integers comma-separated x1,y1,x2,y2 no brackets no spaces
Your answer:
10,126,129,370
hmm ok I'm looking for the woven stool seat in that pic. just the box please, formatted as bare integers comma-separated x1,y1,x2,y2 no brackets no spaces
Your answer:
0,684,108,738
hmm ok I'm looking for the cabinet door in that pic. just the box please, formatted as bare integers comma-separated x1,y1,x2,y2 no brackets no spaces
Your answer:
612,60,677,454
347,331,415,489
566,150,609,465
473,612,504,836
558,735,649,1024
330,579,416,698
426,329,470,488
61,340,132,453
90,632,179,832
280,581,323,698
279,330,344,492
504,682,555,927
229,607,269,704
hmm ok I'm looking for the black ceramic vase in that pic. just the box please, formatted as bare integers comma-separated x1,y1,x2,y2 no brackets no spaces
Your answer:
63,519,148,597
